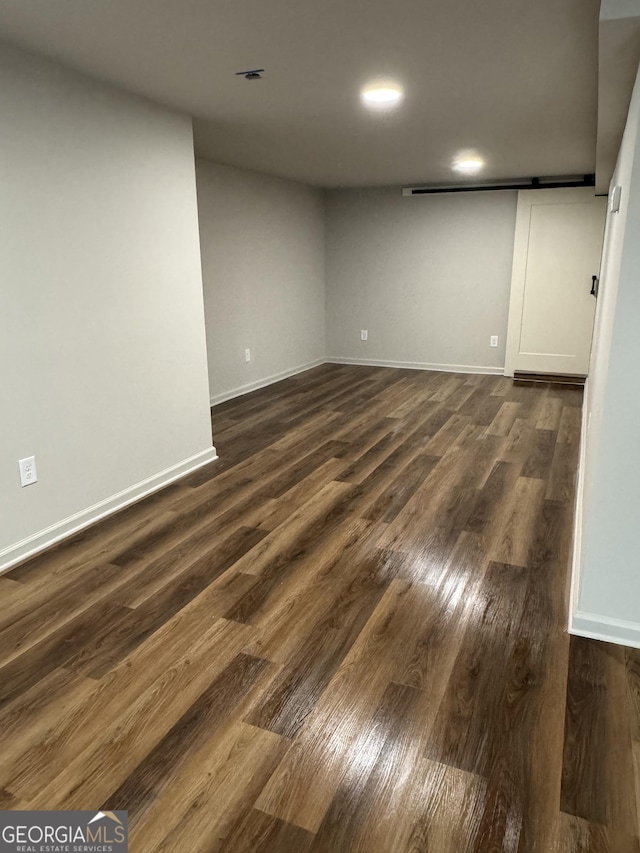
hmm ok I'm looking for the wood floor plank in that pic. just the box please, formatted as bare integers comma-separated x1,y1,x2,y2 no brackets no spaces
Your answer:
458,388,505,425
402,759,487,853
101,653,276,821
336,429,413,485
220,480,354,581
220,809,316,853
556,813,640,853
536,394,563,432
0,510,176,626
394,530,487,687
440,383,478,412
308,681,428,852
0,666,94,769
246,548,398,737
499,497,573,853
2,486,185,586
521,427,558,480
0,788,18,809
429,374,465,403
464,460,518,536
557,404,583,445
253,458,347,532
561,636,638,835
255,579,434,832
0,576,22,594
0,599,134,711
627,648,640,743
546,407,582,503
422,412,469,456
135,440,347,559
5,615,252,800
489,476,546,567
379,429,503,554
130,722,288,853
116,514,267,601
363,450,440,523
0,562,131,667
499,417,535,469
490,376,511,396
386,386,435,419
485,400,522,437
23,619,255,810
242,518,377,662
424,561,530,776
634,741,640,849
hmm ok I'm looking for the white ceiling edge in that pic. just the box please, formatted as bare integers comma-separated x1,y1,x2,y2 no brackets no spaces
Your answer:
0,0,602,188
596,11,640,192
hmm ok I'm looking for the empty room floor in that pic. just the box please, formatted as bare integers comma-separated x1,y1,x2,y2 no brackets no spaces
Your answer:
0,364,638,852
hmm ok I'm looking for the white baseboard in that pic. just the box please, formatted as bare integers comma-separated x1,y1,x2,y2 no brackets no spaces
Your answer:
566,379,640,649
569,610,640,649
210,358,503,408
0,446,218,575
209,357,325,406
325,356,504,376
568,378,589,636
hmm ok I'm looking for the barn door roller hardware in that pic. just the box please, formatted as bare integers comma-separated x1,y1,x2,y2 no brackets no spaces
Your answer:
235,68,264,80
403,174,596,196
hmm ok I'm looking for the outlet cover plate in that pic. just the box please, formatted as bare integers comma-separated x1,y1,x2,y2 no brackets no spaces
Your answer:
19,456,37,487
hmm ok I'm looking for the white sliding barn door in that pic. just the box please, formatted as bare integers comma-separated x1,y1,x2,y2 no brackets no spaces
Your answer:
504,188,606,377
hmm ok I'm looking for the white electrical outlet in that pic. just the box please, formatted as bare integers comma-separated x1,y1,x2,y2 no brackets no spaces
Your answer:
490,335,498,348
19,456,37,487
360,330,368,341
245,348,251,362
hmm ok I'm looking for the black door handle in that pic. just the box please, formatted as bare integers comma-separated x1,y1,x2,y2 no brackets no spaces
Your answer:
591,275,599,297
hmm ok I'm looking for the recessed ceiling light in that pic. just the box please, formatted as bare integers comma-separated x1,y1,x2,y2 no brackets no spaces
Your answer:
453,156,485,173
361,85,404,109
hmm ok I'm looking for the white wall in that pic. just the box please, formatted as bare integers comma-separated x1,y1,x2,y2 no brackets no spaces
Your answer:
571,57,640,644
0,44,215,570
324,188,517,372
196,159,325,404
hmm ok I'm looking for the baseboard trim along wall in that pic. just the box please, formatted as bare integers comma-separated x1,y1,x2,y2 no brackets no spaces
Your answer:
0,446,218,575
211,358,503,408
209,357,325,406
567,378,640,649
570,610,640,650
568,378,588,639
325,356,504,375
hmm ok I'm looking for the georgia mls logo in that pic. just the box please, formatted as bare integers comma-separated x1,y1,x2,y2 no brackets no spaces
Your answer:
88,811,124,831
0,810,128,852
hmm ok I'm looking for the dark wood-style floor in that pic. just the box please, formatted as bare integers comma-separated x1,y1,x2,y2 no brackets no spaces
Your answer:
1,364,639,852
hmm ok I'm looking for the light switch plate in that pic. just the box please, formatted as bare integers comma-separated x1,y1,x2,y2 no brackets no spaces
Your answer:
610,185,622,213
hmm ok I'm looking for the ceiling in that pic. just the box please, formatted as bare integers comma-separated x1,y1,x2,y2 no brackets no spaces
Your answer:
596,6,640,192
0,0,602,187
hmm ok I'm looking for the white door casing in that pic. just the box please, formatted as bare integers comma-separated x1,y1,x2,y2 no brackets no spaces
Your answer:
504,187,607,377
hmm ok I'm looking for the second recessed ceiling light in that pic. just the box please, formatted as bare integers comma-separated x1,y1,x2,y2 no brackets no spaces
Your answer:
361,84,404,109
453,156,485,173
